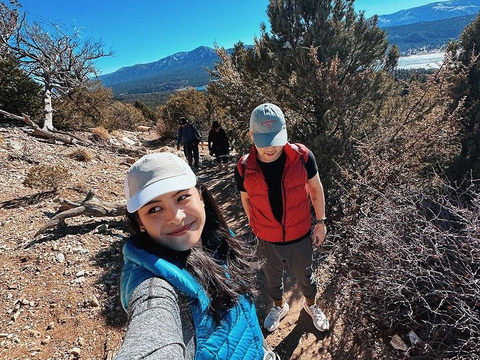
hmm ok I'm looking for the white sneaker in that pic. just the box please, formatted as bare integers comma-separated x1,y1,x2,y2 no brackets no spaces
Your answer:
303,299,329,331
264,303,289,332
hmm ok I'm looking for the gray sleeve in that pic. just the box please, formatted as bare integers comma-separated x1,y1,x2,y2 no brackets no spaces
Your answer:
114,277,195,360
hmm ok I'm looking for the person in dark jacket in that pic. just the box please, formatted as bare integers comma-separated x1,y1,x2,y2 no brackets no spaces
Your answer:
116,152,279,360
235,103,330,333
177,117,201,169
208,121,229,171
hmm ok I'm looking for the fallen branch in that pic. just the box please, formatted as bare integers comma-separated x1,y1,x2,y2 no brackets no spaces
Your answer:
0,109,89,145
35,190,127,237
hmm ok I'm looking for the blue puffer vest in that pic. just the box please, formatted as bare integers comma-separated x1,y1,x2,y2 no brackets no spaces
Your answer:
120,236,265,360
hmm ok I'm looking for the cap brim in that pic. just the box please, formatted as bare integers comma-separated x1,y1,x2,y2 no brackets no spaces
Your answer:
126,173,196,213
252,130,287,148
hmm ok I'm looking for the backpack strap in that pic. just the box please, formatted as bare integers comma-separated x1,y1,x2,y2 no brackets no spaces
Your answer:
290,143,308,168
237,154,249,178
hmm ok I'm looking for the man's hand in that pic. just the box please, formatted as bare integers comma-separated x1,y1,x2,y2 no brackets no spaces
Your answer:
313,223,327,246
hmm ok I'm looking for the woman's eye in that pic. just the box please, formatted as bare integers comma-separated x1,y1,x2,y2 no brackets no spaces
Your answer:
178,194,190,202
148,206,162,214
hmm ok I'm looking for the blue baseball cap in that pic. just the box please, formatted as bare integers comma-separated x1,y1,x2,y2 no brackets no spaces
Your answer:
250,103,287,148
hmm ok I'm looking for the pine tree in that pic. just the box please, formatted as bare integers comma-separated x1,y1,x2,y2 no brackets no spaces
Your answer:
0,54,42,117
447,14,480,180
210,0,398,191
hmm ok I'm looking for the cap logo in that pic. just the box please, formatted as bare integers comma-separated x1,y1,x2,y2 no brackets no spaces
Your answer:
261,119,276,130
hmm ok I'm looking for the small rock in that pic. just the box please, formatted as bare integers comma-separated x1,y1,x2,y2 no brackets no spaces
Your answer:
95,224,108,233
55,253,65,263
89,295,100,308
76,270,85,277
408,330,422,345
70,347,81,356
12,310,20,322
390,334,408,351
46,322,54,330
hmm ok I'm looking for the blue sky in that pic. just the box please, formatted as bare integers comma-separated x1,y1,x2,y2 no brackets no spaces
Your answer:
16,0,450,75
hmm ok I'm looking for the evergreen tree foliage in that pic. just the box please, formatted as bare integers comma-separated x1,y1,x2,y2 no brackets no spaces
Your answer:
157,88,221,139
103,101,146,131
209,0,398,198
54,81,115,130
134,100,157,123
0,53,42,118
447,14,480,181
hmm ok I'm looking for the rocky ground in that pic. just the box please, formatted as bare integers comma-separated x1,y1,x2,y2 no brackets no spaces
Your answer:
0,121,337,360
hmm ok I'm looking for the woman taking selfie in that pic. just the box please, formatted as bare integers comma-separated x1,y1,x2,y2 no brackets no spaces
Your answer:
115,152,277,360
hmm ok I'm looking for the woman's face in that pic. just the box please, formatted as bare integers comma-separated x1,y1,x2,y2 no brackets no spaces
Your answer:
137,187,206,251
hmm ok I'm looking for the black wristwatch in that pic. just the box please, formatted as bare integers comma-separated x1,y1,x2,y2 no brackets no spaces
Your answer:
315,217,326,224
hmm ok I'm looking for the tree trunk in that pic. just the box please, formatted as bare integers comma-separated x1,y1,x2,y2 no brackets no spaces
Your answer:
43,87,54,130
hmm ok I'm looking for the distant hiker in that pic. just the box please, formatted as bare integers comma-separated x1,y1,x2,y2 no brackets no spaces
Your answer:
208,120,230,171
235,103,329,333
116,152,279,360
176,117,201,169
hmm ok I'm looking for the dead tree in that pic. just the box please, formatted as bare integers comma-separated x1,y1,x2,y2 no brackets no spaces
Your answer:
7,17,111,130
0,0,21,56
35,190,127,238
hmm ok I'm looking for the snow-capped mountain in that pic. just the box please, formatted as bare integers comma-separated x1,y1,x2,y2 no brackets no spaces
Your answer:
377,0,480,27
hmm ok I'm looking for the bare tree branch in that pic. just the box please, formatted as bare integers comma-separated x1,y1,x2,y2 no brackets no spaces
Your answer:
6,17,112,130
34,190,127,238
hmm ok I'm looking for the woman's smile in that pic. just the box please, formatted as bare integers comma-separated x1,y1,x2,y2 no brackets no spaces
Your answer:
168,222,194,236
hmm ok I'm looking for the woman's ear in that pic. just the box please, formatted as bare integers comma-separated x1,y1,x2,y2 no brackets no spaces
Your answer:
137,216,146,232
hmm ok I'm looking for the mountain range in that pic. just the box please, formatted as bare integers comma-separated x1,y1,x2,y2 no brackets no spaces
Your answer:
98,0,480,106
376,0,479,27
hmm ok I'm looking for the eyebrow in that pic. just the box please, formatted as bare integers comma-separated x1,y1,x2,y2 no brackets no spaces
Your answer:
144,189,189,206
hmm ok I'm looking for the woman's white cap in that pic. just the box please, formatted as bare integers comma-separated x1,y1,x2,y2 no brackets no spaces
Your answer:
124,152,196,213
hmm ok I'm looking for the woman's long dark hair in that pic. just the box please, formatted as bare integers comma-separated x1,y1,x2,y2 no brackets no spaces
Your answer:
127,183,259,321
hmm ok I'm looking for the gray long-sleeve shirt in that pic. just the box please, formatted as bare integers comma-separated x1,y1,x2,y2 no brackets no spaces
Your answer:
114,277,195,360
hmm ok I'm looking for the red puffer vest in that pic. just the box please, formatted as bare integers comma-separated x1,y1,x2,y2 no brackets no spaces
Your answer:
238,143,311,243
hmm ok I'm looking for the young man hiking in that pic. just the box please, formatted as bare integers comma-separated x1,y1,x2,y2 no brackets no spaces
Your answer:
234,103,329,332
177,117,201,169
